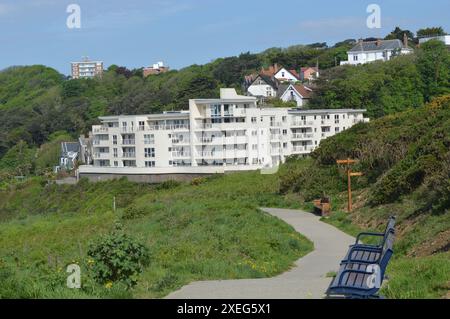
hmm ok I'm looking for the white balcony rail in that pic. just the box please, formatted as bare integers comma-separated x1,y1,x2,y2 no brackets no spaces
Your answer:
122,152,136,158
291,120,314,126
122,139,135,145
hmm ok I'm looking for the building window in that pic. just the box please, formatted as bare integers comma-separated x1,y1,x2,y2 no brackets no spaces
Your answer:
114,161,118,167
144,148,155,158
353,55,358,61
335,127,340,132
251,117,257,124
139,121,145,130
282,116,287,122
144,134,154,144
113,148,118,158
283,142,287,149
282,129,287,135
113,135,117,145
252,144,258,150
145,161,155,167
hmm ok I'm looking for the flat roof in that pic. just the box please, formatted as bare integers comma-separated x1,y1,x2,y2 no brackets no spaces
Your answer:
99,112,190,121
288,108,367,114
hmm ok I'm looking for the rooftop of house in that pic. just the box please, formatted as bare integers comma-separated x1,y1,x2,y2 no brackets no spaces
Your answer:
278,83,312,98
348,39,411,53
61,142,80,155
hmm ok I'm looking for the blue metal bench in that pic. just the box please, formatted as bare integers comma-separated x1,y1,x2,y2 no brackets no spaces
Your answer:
327,217,396,298
341,216,395,263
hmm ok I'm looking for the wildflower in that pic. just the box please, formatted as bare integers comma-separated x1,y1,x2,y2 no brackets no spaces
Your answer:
105,281,113,289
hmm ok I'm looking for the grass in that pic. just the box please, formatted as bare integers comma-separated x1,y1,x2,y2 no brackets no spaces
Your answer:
0,171,313,298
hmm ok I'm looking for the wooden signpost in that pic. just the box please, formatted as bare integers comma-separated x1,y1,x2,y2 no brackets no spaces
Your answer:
336,158,363,212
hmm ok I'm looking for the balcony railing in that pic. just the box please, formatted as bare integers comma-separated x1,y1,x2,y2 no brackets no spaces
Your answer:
148,124,190,131
292,133,314,139
122,152,136,158
122,139,135,145
93,126,109,133
291,120,314,127
172,151,191,157
93,152,109,159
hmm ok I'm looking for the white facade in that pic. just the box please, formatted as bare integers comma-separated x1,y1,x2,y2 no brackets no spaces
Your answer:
419,35,450,46
279,84,311,107
274,68,298,82
79,89,368,175
340,39,413,66
247,76,277,98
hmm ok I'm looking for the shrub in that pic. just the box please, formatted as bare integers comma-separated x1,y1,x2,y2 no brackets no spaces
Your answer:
87,223,150,288
122,205,149,220
155,180,181,190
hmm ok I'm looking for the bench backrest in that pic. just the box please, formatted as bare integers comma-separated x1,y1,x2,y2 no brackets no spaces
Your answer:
378,229,395,276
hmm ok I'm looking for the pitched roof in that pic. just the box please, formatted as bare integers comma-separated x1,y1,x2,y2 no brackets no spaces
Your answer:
300,66,319,73
249,74,280,89
61,142,80,155
278,84,312,99
348,39,408,53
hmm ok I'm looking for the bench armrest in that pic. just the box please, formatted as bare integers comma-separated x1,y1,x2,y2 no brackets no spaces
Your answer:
337,269,374,286
355,232,384,245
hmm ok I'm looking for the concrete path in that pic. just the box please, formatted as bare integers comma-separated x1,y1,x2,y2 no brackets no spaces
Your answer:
165,208,355,299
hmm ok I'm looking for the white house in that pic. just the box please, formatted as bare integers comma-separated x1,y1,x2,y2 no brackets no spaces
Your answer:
274,68,300,83
278,84,312,107
419,35,450,46
340,38,413,66
246,75,279,98
77,88,369,182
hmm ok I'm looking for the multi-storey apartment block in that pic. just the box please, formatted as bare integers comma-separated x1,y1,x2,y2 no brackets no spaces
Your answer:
71,58,104,79
78,89,368,182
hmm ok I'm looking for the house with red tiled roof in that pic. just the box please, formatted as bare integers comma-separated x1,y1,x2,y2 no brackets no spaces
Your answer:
300,67,319,82
278,83,313,107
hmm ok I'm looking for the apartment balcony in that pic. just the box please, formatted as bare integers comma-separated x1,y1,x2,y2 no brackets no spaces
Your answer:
121,127,136,133
148,124,190,131
93,139,109,145
353,118,369,124
122,152,136,158
93,152,110,159
292,146,314,154
172,138,190,145
122,139,135,145
291,120,314,127
270,148,281,155
321,120,331,126
270,134,281,141
321,132,331,138
172,151,191,158
270,122,282,127
197,151,223,158
93,126,109,133
292,133,314,140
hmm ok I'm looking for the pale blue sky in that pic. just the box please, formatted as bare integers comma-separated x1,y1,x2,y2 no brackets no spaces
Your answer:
1,0,449,75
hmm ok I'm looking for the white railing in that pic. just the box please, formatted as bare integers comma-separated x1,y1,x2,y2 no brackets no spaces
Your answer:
292,146,314,153
122,152,136,158
122,139,135,145
93,152,109,159
149,124,190,131
292,133,314,139
172,151,191,157
291,121,314,127
197,151,222,157
270,135,280,140
93,126,109,133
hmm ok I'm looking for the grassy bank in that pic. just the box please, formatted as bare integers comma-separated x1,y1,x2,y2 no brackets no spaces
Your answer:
0,172,312,298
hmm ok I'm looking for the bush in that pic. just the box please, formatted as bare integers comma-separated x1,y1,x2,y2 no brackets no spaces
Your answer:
87,223,150,288
155,180,181,190
122,205,149,220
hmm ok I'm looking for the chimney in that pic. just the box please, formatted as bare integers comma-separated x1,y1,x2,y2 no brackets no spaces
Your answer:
403,33,408,47
376,38,382,46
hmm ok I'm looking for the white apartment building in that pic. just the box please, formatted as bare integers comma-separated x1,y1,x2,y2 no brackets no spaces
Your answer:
78,89,368,181
71,58,104,79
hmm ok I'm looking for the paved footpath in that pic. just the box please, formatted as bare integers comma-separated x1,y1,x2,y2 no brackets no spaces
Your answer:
166,208,355,299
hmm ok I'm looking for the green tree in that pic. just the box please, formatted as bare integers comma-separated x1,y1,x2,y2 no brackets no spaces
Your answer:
417,27,446,38
417,40,450,101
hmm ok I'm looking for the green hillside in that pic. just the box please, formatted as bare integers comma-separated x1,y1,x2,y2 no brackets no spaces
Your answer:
279,96,450,298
